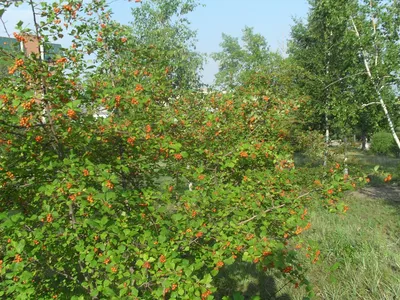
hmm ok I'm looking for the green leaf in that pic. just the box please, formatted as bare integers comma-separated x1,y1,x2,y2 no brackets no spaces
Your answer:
233,292,245,300
172,213,183,221
100,216,108,226
16,240,25,253
202,273,212,284
224,256,235,266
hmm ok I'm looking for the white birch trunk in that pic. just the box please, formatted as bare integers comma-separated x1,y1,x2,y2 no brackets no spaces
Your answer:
351,18,400,151
324,111,329,166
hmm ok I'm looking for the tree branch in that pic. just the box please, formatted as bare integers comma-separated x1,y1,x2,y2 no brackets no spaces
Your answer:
238,204,286,226
238,191,313,226
0,16,11,38
324,72,366,90
361,102,381,108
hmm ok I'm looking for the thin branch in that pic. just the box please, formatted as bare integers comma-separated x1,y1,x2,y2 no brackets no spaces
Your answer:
29,0,40,41
0,120,48,129
238,191,314,226
324,71,366,90
0,16,11,38
361,101,381,108
238,204,286,226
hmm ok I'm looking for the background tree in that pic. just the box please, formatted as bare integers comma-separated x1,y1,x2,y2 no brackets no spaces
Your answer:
289,0,370,166
350,0,400,149
212,27,284,94
130,0,204,91
290,0,400,157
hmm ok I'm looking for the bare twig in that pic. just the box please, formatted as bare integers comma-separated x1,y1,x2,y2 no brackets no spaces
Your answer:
324,72,366,90
238,191,314,226
238,204,286,226
0,16,11,38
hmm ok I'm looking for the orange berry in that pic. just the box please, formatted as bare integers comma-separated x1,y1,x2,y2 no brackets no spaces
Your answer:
46,213,53,223
174,153,183,160
282,266,293,273
105,180,114,189
14,254,23,263
67,109,77,119
239,151,248,158
127,137,136,146
135,84,144,92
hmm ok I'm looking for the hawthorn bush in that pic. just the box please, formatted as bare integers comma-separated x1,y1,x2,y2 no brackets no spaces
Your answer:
0,0,358,299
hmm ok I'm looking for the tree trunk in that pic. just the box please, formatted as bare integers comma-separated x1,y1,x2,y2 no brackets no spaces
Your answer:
351,18,400,151
343,136,349,175
324,111,329,166
361,133,367,151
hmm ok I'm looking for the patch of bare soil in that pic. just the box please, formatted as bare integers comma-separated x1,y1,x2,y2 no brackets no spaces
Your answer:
353,185,400,203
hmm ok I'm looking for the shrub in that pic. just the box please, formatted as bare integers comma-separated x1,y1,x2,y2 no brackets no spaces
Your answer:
370,132,397,156
0,1,358,299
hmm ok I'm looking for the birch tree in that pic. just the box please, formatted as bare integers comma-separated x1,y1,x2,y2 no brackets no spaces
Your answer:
289,0,360,166
350,0,400,150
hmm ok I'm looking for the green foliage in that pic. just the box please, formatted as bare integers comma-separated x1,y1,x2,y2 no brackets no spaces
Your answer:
370,132,397,156
212,27,298,99
289,0,364,137
0,59,9,78
0,0,358,299
130,0,204,90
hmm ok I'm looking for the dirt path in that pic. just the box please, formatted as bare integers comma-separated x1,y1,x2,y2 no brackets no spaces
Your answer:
353,185,400,203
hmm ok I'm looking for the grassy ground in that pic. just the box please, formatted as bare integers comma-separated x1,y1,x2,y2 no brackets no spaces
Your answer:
214,191,400,299
215,150,400,299
341,148,400,186
281,191,400,299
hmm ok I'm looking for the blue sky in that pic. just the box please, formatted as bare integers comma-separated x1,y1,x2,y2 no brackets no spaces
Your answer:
1,0,310,84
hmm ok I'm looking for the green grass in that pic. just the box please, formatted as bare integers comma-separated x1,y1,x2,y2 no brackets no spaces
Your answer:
285,192,400,299
214,191,400,299
341,148,400,186
214,150,400,299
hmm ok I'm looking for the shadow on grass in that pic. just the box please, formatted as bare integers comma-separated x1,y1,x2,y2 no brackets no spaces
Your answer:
357,185,400,220
213,262,291,300
358,185,400,202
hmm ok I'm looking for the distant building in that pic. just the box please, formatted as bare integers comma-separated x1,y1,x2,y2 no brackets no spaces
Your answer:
0,35,61,62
